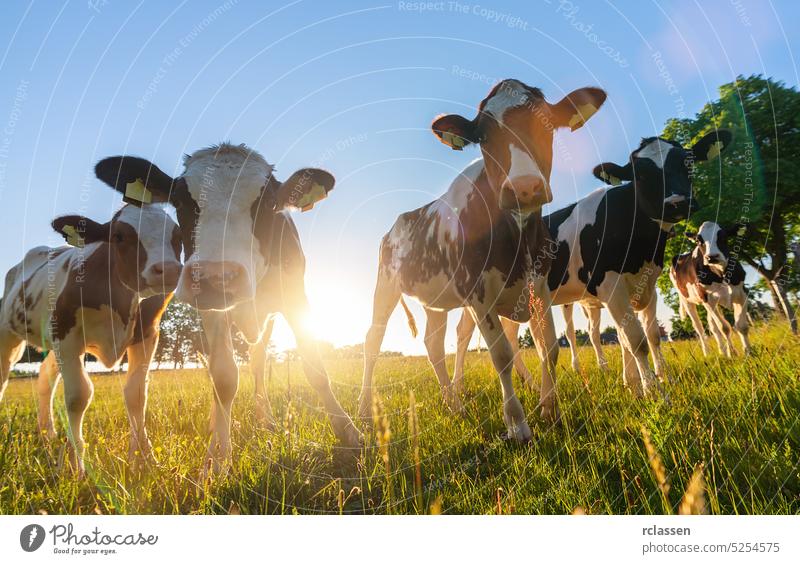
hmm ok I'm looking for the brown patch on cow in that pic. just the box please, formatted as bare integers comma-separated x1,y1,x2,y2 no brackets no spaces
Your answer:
53,244,136,341
671,251,706,301
130,293,174,345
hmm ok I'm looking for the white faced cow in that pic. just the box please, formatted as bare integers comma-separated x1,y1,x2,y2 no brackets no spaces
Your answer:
670,221,750,357
453,132,733,396
94,143,362,473
358,79,607,442
0,204,182,473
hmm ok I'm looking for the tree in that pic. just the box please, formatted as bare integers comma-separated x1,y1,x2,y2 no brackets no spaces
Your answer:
156,301,203,369
519,328,534,349
658,75,800,333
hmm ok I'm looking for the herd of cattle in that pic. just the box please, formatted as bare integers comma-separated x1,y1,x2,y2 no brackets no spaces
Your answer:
0,79,748,474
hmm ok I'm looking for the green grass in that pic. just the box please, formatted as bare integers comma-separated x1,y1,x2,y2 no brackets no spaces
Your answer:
1,321,798,515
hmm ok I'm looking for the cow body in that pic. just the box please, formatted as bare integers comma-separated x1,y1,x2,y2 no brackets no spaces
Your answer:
0,205,181,472
670,221,750,356
95,143,361,473
358,79,608,441
452,132,733,396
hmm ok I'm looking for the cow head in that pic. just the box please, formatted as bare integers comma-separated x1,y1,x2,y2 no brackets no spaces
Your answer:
686,221,746,275
52,204,182,297
95,144,333,310
432,79,607,214
593,130,733,224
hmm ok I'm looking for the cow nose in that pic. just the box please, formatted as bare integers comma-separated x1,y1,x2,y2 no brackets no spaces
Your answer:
707,254,721,263
207,263,244,291
500,176,550,209
149,262,182,290
175,260,253,309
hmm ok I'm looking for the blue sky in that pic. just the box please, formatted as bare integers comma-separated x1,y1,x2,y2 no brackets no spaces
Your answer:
0,0,797,354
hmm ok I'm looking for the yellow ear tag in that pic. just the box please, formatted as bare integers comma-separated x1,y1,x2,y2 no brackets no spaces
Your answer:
295,183,328,211
600,171,621,186
124,178,153,204
442,131,465,150
62,225,85,248
568,103,598,131
706,140,723,160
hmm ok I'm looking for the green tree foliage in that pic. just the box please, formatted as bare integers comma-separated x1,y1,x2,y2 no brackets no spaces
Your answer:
156,301,203,369
658,75,800,332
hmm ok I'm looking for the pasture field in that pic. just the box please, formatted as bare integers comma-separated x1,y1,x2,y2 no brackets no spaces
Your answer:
0,321,798,515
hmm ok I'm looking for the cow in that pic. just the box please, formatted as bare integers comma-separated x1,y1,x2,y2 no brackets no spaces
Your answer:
93,143,362,474
358,79,608,442
0,204,182,473
451,131,733,396
670,221,750,357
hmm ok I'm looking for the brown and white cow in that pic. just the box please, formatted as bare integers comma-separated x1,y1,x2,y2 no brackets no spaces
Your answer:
670,221,750,357
94,143,362,473
452,131,733,396
0,204,182,473
358,79,607,442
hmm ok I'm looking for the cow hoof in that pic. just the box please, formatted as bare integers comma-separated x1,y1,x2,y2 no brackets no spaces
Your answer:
337,422,364,451
357,395,373,423
255,410,277,432
443,389,465,415
505,421,532,444
39,426,57,441
539,402,561,426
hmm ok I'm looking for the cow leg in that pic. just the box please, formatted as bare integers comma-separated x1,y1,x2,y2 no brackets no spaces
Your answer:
502,317,534,389
0,330,24,403
452,309,476,396
600,280,659,397
283,295,362,450
528,278,559,423
201,311,239,474
37,351,60,440
250,317,276,429
732,293,752,355
683,299,710,356
471,304,531,442
423,308,463,413
584,305,608,370
620,343,642,394
58,352,94,475
640,294,667,382
562,304,581,372
704,303,732,357
358,269,401,421
124,331,159,463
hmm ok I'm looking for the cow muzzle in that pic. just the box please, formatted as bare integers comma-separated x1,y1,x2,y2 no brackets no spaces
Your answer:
499,175,551,211
145,261,182,293
175,260,253,310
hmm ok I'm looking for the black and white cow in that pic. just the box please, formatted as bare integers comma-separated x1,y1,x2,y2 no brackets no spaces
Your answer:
358,79,607,441
94,143,361,473
0,205,182,473
670,221,750,356
453,132,733,396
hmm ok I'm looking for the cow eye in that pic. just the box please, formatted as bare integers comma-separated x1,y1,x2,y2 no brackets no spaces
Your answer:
112,232,124,243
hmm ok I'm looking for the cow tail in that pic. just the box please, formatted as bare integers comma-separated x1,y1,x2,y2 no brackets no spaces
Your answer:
399,297,418,338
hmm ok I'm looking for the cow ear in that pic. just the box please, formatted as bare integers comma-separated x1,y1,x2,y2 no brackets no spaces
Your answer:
592,162,631,185
691,129,733,162
431,114,479,150
550,87,607,131
729,223,747,237
95,156,177,205
52,215,110,247
274,168,335,212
